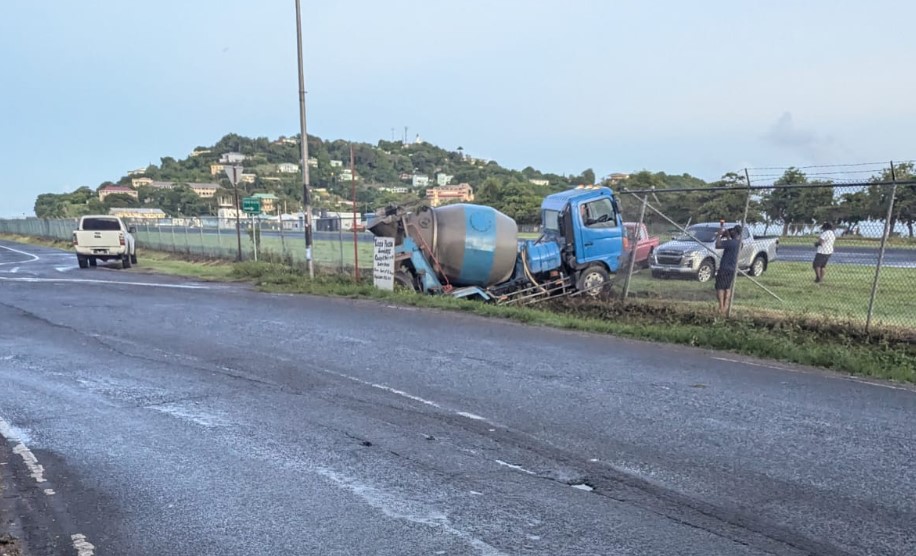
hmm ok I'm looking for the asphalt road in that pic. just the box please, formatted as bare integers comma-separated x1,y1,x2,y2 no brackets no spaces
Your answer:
1,240,915,555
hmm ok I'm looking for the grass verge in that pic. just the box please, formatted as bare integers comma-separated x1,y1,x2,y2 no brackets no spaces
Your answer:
3,233,914,383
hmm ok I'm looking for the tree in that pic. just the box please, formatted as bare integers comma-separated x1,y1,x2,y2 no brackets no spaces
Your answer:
761,168,807,236
869,162,916,237
103,193,139,209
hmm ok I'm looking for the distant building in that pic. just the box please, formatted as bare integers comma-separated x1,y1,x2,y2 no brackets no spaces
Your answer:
217,207,242,229
108,207,166,220
216,191,235,208
252,193,279,213
607,172,630,184
329,160,343,168
210,163,226,176
240,174,257,184
276,136,298,145
307,157,318,168
98,185,139,202
529,178,550,187
436,173,453,186
399,173,412,181
149,181,175,190
187,182,220,198
340,169,357,182
425,183,474,207
380,186,408,194
190,149,212,158
316,211,362,232
219,152,247,164
277,162,299,174
132,177,154,188
412,174,430,187
127,168,147,177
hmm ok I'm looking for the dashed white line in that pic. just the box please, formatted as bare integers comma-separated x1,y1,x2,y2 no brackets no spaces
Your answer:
71,533,96,556
10,266,19,273
44,488,56,496
712,356,915,392
0,418,46,483
455,411,488,422
494,459,537,476
321,369,442,409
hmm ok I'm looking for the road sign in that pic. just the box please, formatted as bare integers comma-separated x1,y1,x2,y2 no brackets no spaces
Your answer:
242,197,261,214
224,165,244,187
373,237,395,291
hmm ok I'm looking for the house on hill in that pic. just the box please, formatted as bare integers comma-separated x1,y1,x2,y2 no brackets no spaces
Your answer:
98,185,139,202
425,183,474,207
277,162,299,174
187,183,220,198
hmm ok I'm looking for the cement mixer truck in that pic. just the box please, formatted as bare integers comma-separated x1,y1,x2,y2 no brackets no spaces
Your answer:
368,185,629,303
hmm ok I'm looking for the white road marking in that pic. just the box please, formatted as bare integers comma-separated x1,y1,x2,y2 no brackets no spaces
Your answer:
0,244,41,266
322,369,442,409
571,483,594,492
44,488,56,495
315,466,506,556
0,417,46,483
10,266,19,273
455,411,488,422
71,533,96,556
0,276,212,289
55,266,75,272
494,459,537,476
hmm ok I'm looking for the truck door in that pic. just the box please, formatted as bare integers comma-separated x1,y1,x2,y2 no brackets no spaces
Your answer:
739,227,755,267
575,197,624,271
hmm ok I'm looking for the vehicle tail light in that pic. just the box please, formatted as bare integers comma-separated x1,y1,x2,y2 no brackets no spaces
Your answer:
119,233,125,246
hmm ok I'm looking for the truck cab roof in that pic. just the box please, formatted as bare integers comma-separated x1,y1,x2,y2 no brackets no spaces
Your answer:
541,186,615,212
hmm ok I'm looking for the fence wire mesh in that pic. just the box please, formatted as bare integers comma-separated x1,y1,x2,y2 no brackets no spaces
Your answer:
618,173,916,335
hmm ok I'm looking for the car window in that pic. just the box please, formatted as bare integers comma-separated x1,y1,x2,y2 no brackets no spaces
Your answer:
582,198,618,229
82,218,121,231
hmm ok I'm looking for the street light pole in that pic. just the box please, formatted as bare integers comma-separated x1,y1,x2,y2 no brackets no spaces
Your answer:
295,0,314,278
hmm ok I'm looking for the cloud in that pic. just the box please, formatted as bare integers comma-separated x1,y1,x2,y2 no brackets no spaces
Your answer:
762,112,844,162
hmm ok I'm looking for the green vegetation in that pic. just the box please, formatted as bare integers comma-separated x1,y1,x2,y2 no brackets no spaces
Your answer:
626,262,916,329
4,232,913,382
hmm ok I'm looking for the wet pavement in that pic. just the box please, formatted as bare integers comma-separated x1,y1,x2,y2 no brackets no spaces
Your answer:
1,239,915,555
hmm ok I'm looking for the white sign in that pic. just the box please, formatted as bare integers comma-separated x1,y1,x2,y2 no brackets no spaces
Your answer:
224,165,243,186
373,237,396,291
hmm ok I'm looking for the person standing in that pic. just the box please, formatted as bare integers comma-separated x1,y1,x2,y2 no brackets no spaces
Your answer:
814,222,835,283
715,225,741,315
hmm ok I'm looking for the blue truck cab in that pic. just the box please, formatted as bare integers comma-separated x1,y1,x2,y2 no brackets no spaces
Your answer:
539,185,627,273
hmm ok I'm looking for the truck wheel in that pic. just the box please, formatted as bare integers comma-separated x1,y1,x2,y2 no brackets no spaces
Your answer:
89,257,97,267
131,251,138,265
749,255,765,277
77,255,88,269
577,266,609,297
122,254,132,269
696,259,715,283
394,271,417,292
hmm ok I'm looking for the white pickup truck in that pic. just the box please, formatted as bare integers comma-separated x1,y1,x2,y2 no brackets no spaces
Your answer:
72,215,138,269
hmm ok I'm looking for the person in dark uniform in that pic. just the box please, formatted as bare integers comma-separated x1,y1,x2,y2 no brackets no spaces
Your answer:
715,225,742,314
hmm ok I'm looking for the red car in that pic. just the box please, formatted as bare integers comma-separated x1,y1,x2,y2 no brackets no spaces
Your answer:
624,222,659,268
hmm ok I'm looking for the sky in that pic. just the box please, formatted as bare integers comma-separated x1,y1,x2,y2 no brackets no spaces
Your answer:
2,0,915,217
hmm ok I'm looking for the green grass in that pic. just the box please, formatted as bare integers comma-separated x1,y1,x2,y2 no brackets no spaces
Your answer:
625,262,916,330
4,232,915,383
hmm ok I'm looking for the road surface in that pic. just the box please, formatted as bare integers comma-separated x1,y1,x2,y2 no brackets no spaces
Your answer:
1,240,914,555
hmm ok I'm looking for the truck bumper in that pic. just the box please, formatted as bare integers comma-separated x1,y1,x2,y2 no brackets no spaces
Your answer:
75,247,127,257
649,261,699,277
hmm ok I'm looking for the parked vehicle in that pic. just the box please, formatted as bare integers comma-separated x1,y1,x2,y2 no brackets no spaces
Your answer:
368,186,628,302
650,222,779,282
72,215,137,269
624,222,659,268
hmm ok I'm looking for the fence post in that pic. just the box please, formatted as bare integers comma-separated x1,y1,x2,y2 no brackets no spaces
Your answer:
621,194,649,300
216,223,223,258
198,223,205,258
337,216,345,274
866,162,898,333
726,171,754,318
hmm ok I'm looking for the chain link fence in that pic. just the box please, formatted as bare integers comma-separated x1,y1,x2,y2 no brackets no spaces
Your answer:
0,215,375,274
616,167,916,335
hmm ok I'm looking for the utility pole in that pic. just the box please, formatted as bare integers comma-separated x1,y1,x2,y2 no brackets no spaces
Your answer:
295,0,314,278
350,145,359,281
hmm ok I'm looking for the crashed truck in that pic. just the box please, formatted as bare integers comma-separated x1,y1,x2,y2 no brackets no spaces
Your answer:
367,186,630,304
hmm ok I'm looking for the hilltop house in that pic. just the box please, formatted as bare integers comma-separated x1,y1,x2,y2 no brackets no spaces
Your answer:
219,152,247,164
99,185,139,202
277,162,299,174
187,183,220,198
132,177,154,188
425,183,474,207
252,193,279,213
108,207,166,220
210,163,226,176
412,174,430,187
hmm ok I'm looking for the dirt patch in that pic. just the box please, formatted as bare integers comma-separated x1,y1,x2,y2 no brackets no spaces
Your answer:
0,533,23,556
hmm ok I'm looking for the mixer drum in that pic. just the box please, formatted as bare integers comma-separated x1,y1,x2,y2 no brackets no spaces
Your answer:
408,204,518,287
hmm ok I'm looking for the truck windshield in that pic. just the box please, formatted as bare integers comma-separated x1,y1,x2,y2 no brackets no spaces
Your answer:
542,210,559,232
676,226,719,242
82,218,121,231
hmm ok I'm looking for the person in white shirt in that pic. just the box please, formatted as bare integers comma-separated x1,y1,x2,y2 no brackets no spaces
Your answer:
813,222,835,283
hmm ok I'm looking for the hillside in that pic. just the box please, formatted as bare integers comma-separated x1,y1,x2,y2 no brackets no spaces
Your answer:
33,134,601,224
